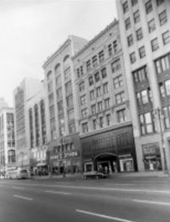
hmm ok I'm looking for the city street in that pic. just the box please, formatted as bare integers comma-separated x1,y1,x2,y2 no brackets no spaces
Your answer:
0,175,170,222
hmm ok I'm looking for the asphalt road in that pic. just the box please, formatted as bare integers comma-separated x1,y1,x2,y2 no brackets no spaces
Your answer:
0,176,170,222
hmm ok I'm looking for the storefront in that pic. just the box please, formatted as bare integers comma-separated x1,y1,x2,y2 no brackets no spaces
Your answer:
47,133,81,175
142,143,162,171
81,124,137,173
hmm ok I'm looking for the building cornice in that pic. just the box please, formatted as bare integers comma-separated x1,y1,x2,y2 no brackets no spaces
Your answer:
72,18,118,60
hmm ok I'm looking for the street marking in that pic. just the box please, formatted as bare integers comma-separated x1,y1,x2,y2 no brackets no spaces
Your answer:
76,209,136,222
133,199,170,206
13,195,33,201
106,183,134,186
12,186,24,190
45,190,71,195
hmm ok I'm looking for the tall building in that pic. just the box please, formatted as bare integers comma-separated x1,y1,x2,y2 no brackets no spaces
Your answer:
0,105,15,176
117,0,170,171
73,20,137,173
27,80,48,175
13,78,45,172
43,35,88,174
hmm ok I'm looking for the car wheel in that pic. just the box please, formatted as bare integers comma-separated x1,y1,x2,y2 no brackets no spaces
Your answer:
95,175,99,179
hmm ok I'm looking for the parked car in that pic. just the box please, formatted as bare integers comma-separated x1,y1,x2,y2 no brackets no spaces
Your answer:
83,171,107,179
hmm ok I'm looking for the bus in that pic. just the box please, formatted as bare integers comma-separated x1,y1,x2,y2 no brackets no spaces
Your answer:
6,168,28,179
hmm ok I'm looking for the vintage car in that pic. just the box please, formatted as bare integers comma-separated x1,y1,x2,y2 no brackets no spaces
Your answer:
83,171,107,179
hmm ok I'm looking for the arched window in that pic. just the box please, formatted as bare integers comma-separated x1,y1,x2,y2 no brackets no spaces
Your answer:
55,64,61,76
63,55,70,68
47,71,52,81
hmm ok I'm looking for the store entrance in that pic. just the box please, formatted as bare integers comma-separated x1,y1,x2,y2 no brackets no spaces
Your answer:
95,153,118,174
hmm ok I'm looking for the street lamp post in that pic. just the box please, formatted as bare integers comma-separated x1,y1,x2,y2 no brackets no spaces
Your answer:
155,107,168,174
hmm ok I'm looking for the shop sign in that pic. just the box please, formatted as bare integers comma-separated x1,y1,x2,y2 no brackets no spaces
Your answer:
142,143,160,155
50,151,79,160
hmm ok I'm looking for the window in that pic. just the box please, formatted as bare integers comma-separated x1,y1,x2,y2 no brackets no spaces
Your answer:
80,66,84,76
55,64,60,76
57,101,63,112
48,93,54,105
111,59,121,73
159,10,167,26
63,55,70,68
113,40,118,53
136,28,143,41
139,46,146,58
98,101,103,112
115,91,125,104
127,34,133,47
48,82,53,93
117,109,126,123
139,112,155,134
130,52,136,64
86,60,91,71
159,83,165,97
133,65,148,83
68,123,76,134
66,95,73,107
90,90,95,100
101,68,107,79
134,10,140,23
108,44,112,56
105,98,110,109
80,94,87,105
103,82,108,94
148,19,156,33
131,0,138,6
99,50,104,63
106,114,111,126
163,106,170,129
151,38,159,52
65,81,72,95
56,88,62,100
77,68,80,78
89,76,94,86
91,104,96,114
113,75,123,89
81,108,88,118
64,67,71,80
92,55,97,67
125,18,131,30
145,1,152,14
162,31,170,45
165,79,170,95
99,117,103,128
96,86,102,97
123,1,128,13
47,71,52,81
82,122,88,133
56,75,61,88
58,114,65,125
155,53,170,74
79,81,85,92
94,72,100,82
93,119,97,130
68,109,74,121
156,0,164,6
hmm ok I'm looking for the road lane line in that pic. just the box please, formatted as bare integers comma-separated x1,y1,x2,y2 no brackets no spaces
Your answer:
106,183,134,186
45,190,71,195
76,209,136,222
12,186,24,190
13,195,33,201
133,199,170,206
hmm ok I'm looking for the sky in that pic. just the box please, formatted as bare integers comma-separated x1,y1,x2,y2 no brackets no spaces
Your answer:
0,0,117,106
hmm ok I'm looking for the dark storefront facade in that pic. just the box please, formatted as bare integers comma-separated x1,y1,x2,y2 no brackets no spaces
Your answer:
81,124,137,173
47,133,81,175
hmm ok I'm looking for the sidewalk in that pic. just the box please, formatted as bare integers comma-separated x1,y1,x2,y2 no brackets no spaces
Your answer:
31,171,170,181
